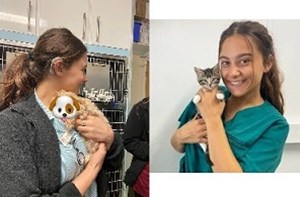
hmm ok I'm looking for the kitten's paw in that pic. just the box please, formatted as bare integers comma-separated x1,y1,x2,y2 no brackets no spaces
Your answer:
216,92,225,101
193,95,201,104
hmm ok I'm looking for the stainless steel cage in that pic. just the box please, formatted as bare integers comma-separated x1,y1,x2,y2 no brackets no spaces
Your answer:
88,53,128,197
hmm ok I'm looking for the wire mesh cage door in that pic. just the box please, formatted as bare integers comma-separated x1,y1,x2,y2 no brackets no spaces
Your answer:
87,54,128,197
0,41,33,75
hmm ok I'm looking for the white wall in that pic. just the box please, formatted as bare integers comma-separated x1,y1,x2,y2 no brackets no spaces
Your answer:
150,20,300,172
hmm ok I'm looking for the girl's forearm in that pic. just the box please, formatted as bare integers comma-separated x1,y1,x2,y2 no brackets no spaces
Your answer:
170,129,185,153
72,163,101,196
205,117,243,172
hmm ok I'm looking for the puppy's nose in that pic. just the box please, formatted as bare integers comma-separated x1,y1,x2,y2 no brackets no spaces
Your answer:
62,113,67,117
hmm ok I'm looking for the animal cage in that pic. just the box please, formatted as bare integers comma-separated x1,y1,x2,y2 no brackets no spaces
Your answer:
87,53,128,197
0,40,33,73
87,53,128,104
101,108,126,197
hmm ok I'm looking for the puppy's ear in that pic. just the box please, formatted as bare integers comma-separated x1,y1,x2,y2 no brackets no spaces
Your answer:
71,96,80,111
49,96,58,111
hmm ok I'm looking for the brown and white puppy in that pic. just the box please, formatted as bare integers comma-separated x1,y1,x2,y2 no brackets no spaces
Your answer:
49,95,80,122
49,90,109,164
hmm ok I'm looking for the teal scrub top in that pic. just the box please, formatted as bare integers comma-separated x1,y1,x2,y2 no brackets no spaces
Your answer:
179,87,289,172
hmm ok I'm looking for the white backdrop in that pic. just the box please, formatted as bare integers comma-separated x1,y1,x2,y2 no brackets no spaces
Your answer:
150,20,300,172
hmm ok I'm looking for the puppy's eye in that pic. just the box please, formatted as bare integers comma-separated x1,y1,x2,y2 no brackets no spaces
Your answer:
66,104,74,114
58,108,62,113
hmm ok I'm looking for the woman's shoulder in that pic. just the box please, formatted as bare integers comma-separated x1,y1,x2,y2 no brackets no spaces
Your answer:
263,101,289,133
0,109,12,124
0,108,24,138
262,101,288,122
0,106,21,123
134,97,149,112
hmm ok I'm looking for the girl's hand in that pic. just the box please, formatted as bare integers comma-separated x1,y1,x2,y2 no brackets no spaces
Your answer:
72,142,107,196
177,117,208,144
76,115,114,150
196,87,225,120
87,142,107,169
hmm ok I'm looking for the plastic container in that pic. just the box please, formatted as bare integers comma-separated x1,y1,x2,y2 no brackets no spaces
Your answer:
133,21,142,42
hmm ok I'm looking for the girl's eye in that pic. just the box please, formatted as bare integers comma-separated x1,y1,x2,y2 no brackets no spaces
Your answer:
220,60,230,68
239,58,251,66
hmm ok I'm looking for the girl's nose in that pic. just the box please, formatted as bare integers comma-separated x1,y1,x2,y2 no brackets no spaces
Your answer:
228,65,241,77
83,76,88,83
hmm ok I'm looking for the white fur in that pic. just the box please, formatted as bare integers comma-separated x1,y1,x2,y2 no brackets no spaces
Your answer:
216,92,225,101
52,96,77,120
193,94,201,104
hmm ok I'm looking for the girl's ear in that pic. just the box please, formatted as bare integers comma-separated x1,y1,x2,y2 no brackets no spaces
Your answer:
264,64,272,73
49,96,58,111
51,58,64,76
264,55,273,73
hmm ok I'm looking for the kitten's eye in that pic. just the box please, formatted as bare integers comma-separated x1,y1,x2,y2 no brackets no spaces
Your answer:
199,79,207,85
212,78,220,83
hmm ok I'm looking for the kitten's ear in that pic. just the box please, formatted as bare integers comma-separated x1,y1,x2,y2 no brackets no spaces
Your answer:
194,66,204,75
212,64,220,74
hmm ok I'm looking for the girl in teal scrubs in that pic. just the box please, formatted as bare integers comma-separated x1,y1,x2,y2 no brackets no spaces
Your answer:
171,21,289,172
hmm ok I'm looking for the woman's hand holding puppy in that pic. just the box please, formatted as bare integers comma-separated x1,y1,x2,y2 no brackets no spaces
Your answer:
76,115,114,151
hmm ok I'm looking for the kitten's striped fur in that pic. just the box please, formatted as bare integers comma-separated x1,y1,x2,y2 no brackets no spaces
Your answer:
194,64,220,90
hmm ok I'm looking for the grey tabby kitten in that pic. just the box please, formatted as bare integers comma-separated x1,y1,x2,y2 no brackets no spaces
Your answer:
193,64,224,104
193,64,224,158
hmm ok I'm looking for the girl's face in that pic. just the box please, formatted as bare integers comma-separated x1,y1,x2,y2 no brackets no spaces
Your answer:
219,34,269,100
60,53,88,94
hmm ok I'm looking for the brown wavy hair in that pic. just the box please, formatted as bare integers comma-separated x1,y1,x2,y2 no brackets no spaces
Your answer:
0,28,87,111
219,21,284,114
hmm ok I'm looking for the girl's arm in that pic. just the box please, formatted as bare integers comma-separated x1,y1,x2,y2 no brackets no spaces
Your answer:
171,118,208,153
197,88,243,172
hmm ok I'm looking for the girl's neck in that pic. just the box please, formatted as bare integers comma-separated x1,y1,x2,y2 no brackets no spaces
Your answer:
224,90,264,121
228,94,264,109
35,80,62,107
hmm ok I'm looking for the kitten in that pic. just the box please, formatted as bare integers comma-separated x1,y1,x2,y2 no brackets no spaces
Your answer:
193,64,224,104
193,64,224,155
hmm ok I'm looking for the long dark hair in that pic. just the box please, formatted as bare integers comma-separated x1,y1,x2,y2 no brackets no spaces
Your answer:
219,21,284,114
0,28,87,111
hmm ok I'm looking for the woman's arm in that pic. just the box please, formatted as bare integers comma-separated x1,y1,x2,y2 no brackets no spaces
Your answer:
76,115,124,171
237,118,289,172
72,143,107,195
197,88,243,172
170,118,208,153
123,104,148,160
205,116,243,172
102,132,124,170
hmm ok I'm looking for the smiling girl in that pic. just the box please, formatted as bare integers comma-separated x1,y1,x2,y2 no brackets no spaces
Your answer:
171,21,289,172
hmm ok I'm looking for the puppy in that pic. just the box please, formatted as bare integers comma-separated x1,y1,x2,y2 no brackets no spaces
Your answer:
50,90,109,164
49,95,80,122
